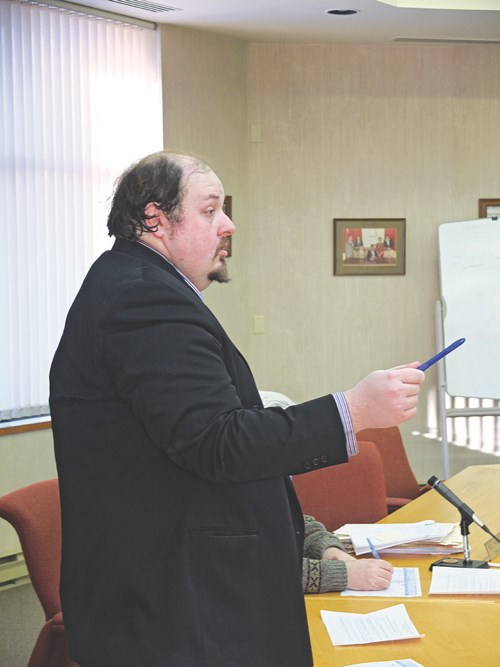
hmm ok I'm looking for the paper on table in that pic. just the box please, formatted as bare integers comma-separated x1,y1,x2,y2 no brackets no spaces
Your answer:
334,521,459,556
341,567,421,597
341,660,424,667
378,524,463,555
321,603,424,646
429,566,500,594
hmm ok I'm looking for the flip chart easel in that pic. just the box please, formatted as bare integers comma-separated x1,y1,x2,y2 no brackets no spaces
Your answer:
436,218,500,478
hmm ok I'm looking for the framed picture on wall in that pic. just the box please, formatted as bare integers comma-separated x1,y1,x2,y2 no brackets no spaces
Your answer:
223,195,233,256
333,218,406,276
478,198,500,219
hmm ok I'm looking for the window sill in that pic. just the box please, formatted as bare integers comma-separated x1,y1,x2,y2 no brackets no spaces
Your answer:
0,417,52,436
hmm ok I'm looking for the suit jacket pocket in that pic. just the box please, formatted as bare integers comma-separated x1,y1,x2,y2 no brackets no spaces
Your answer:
189,527,262,665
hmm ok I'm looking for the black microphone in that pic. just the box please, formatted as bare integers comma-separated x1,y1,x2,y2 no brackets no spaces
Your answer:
427,475,495,538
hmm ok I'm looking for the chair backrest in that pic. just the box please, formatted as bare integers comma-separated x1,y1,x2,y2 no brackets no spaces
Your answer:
357,426,421,500
291,440,388,531
0,479,61,620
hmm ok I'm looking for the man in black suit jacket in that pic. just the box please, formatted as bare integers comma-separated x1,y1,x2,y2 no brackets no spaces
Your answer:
50,151,423,667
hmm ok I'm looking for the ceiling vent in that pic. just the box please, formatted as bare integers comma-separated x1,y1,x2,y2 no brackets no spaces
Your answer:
107,0,180,13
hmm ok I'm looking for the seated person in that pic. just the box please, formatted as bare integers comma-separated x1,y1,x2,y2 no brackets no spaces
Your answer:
302,515,393,593
366,244,378,262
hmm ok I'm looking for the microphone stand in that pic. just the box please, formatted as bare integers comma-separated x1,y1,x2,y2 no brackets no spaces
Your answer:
430,508,489,570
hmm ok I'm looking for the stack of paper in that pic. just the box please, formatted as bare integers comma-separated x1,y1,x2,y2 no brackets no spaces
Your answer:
333,520,462,556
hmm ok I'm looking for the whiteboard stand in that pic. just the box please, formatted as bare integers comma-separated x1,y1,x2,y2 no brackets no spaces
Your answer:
435,299,500,480
435,300,450,479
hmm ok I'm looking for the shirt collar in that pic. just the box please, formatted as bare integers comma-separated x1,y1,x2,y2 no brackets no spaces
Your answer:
136,240,203,300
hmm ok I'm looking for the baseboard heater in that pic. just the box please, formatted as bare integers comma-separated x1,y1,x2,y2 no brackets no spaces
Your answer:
0,552,29,591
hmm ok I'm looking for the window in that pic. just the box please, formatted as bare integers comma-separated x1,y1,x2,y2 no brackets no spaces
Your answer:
0,0,163,421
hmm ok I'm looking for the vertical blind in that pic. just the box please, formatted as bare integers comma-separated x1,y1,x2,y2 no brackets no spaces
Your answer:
0,0,163,421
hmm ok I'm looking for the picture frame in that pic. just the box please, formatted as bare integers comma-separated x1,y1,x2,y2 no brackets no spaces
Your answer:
223,195,232,256
478,198,500,220
333,218,406,276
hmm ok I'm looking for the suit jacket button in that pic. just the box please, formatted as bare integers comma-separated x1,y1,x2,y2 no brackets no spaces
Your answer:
320,454,327,463
312,457,319,466
303,461,311,470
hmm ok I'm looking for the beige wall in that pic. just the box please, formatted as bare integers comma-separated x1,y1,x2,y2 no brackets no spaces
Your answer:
242,42,500,477
160,34,500,480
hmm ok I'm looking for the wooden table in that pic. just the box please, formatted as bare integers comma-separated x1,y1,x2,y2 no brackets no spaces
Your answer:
305,465,500,667
307,597,500,667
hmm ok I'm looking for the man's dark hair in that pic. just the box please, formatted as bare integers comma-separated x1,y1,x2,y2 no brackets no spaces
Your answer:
107,151,209,240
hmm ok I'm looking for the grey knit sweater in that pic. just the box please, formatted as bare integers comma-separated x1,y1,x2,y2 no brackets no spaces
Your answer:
302,515,348,593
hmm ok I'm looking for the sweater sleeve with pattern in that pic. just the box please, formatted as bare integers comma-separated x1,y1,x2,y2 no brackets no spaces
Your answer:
302,515,348,594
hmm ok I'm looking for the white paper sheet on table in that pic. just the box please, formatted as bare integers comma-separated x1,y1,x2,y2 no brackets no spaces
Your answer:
340,660,424,667
429,566,500,594
321,603,424,646
341,567,421,597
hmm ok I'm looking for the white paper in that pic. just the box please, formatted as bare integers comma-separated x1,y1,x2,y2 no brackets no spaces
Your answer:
321,603,423,646
341,567,421,598
429,565,500,594
333,521,459,556
341,661,424,667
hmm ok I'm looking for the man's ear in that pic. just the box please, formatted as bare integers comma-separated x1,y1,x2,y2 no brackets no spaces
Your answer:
144,203,168,237
144,202,159,220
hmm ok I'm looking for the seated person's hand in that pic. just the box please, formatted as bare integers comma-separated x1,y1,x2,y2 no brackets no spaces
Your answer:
345,559,394,590
320,546,393,591
321,546,355,562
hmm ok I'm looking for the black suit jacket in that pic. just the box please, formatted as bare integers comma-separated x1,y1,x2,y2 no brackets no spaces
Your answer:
50,239,349,667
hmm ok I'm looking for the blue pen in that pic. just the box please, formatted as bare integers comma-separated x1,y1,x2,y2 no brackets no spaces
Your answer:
417,337,466,372
366,537,380,559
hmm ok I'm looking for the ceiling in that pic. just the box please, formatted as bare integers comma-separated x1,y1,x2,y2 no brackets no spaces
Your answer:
65,0,500,44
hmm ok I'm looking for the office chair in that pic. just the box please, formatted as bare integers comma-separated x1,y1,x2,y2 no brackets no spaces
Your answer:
357,426,431,513
292,440,389,532
0,479,79,667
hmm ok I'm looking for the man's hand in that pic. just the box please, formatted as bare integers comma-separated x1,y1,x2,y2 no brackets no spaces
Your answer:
344,362,424,433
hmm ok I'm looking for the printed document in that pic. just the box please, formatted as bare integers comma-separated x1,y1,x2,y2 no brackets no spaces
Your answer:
321,603,423,646
429,565,500,594
341,567,421,597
